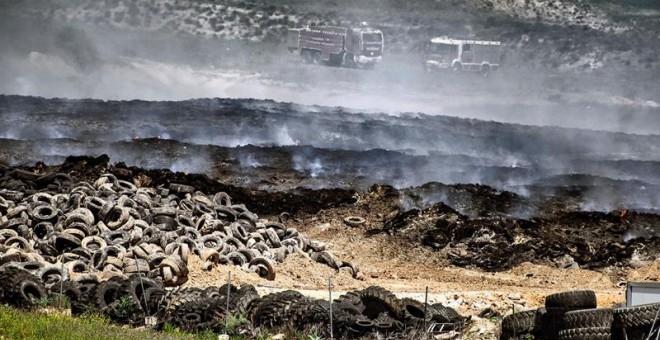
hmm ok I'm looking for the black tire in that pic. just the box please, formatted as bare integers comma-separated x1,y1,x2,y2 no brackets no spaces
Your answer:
481,65,491,78
563,308,613,330
360,286,404,320
344,216,366,227
252,290,304,326
538,306,572,340
311,51,322,65
229,284,260,316
181,312,202,324
143,286,166,314
218,283,238,296
249,257,276,281
128,276,161,311
546,290,597,309
53,281,83,303
54,233,82,252
501,309,538,337
17,278,48,307
401,298,433,324
153,215,177,231
77,283,97,300
613,303,660,329
318,251,339,269
334,290,365,313
431,303,465,323
558,327,611,340
300,300,333,327
105,230,131,246
38,266,67,288
230,223,248,242
4,273,48,307
30,204,58,222
302,50,312,64
227,251,248,266
373,311,400,331
168,183,194,194
94,281,123,310
256,291,308,328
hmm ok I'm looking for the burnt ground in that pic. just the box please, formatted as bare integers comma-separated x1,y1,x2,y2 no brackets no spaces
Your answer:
1,94,659,273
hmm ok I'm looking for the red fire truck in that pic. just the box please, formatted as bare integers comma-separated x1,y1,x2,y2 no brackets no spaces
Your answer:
287,24,383,69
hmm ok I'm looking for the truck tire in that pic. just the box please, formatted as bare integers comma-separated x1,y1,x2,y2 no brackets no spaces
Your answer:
311,51,322,65
501,309,538,338
344,53,356,68
360,285,404,320
481,65,491,77
302,50,312,64
613,303,660,328
328,53,343,67
545,290,597,309
563,308,613,330
558,327,611,340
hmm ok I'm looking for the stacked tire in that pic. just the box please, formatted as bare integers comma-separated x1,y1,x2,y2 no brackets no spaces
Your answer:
501,290,660,340
247,285,467,338
559,308,612,340
500,308,545,339
612,303,660,340
500,290,599,340
0,263,466,338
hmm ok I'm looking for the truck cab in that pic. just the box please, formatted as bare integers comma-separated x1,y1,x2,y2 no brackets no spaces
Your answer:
422,37,501,76
345,26,384,68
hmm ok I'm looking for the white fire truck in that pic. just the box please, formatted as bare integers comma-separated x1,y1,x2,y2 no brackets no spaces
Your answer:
422,36,501,76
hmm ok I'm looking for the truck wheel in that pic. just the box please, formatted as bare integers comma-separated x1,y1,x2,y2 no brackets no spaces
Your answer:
344,54,356,68
302,51,312,64
481,65,491,77
423,62,432,73
311,52,321,65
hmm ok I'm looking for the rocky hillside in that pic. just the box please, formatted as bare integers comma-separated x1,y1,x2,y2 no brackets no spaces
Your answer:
8,0,660,71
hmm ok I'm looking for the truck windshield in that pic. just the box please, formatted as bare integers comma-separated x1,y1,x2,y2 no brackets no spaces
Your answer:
362,33,382,43
428,43,458,55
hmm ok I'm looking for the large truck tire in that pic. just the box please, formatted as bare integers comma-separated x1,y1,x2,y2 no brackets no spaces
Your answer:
563,308,613,330
545,290,597,309
558,327,611,340
500,309,539,338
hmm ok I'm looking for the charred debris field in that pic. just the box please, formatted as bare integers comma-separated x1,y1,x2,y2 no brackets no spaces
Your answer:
1,94,660,269
0,94,659,338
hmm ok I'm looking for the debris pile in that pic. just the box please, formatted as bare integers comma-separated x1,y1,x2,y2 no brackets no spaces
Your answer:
0,165,362,287
0,265,468,338
380,196,660,271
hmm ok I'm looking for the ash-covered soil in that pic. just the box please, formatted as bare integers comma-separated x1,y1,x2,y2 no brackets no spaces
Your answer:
2,94,660,211
1,94,659,272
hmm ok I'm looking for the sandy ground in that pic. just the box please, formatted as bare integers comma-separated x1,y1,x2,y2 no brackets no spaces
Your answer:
182,200,660,338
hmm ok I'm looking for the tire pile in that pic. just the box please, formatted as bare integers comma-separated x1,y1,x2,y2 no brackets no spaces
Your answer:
382,200,660,271
0,170,362,289
500,290,660,340
0,264,467,338
0,169,472,336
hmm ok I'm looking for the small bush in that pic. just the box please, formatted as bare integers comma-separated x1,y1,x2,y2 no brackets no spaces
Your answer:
223,313,250,334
